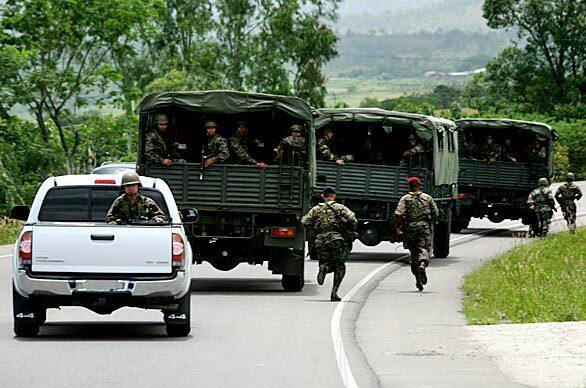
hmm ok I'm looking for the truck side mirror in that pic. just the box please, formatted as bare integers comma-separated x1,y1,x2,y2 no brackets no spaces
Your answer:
316,174,327,183
11,205,30,221
181,208,199,224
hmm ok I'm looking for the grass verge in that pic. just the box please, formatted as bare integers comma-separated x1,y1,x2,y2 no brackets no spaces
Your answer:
463,227,586,324
0,217,23,245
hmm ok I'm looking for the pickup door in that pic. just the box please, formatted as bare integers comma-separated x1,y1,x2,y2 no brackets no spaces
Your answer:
31,224,173,274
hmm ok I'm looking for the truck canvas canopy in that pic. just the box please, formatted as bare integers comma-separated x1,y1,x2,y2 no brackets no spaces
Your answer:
314,108,458,185
140,90,313,121
456,118,558,141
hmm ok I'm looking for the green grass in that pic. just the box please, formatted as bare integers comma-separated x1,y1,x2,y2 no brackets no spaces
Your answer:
0,217,23,245
462,228,586,325
325,76,470,107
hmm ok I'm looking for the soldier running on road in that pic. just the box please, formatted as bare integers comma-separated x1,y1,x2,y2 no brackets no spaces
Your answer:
302,186,357,301
555,172,583,234
395,177,438,291
107,172,166,225
527,177,556,237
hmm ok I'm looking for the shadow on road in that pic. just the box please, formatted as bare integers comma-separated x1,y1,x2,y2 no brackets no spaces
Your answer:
190,278,319,296
14,322,189,341
459,228,527,238
347,252,407,263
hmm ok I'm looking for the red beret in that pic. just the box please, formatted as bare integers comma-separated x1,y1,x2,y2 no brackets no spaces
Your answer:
407,177,421,184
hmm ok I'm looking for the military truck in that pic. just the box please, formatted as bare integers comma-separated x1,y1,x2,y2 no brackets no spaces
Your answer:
455,118,558,233
312,108,459,258
137,91,314,291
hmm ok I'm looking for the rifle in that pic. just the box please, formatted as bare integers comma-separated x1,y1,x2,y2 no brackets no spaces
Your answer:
200,145,206,180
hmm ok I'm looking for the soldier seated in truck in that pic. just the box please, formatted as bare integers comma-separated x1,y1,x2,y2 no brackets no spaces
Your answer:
277,124,307,164
500,136,519,163
318,128,352,165
145,113,184,166
107,172,166,225
460,134,478,160
357,139,383,164
203,120,230,167
479,134,501,163
229,120,268,168
400,134,427,167
528,139,547,164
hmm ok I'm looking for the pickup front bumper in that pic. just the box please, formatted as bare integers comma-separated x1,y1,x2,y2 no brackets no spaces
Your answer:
15,269,189,299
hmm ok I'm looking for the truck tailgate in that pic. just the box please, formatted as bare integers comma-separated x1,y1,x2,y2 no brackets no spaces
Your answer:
31,224,173,274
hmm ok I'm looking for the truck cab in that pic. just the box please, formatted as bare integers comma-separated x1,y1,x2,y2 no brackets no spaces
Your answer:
11,174,195,337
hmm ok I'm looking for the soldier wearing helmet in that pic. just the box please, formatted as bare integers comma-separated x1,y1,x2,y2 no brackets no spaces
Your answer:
203,120,229,167
395,176,438,291
106,172,166,225
144,113,181,166
277,124,307,164
555,172,583,234
400,133,427,167
479,134,501,163
527,177,556,237
317,128,351,166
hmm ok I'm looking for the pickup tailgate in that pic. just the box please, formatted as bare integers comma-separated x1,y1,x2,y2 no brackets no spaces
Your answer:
31,224,173,274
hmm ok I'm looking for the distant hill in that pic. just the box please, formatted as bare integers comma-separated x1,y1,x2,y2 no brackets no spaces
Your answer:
327,29,513,78
339,0,438,16
337,0,489,34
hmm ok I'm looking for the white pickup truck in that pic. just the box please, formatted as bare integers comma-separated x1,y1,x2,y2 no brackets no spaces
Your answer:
10,174,197,337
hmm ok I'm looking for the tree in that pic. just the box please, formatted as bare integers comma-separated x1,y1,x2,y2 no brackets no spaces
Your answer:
482,0,585,114
1,0,153,171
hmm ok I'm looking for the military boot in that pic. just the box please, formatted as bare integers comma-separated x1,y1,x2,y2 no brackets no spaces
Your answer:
417,264,427,285
415,281,423,291
330,293,341,302
317,265,326,285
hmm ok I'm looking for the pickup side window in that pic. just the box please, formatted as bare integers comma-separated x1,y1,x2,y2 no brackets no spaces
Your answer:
39,187,169,222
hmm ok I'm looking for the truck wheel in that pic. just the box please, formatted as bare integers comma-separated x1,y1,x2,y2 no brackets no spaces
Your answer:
433,220,451,258
451,217,470,234
13,285,40,337
282,274,304,292
164,292,191,337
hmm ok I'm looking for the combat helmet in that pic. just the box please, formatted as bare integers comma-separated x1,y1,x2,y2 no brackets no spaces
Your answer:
566,172,575,182
155,113,169,124
538,177,549,187
204,120,218,129
121,172,141,187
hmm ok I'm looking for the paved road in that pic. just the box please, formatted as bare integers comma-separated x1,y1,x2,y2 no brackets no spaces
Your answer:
0,181,582,387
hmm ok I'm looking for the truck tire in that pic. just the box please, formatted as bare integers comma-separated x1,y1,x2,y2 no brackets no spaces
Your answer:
282,274,304,292
164,292,191,337
433,220,451,259
13,285,41,337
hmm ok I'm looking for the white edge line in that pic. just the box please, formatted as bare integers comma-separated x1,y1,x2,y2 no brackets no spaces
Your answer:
331,211,586,388
0,254,11,258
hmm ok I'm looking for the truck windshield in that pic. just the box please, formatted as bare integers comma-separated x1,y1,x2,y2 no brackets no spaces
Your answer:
38,187,169,222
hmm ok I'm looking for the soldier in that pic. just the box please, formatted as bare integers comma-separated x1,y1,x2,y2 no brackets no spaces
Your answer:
301,186,357,301
359,139,383,164
400,134,426,167
527,177,556,237
277,124,307,163
479,134,501,163
395,177,438,291
203,120,229,167
318,128,349,165
555,172,583,234
500,136,518,163
460,134,478,160
107,172,166,225
145,113,180,166
229,121,268,168
529,139,547,163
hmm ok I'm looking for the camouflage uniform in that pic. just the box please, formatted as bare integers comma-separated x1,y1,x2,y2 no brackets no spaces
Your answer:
302,201,357,295
229,133,257,164
460,140,478,160
317,137,352,162
278,135,307,164
527,186,555,236
395,191,438,275
400,144,427,167
529,147,547,163
145,130,179,163
479,143,501,162
555,182,583,233
106,194,165,225
206,134,230,164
